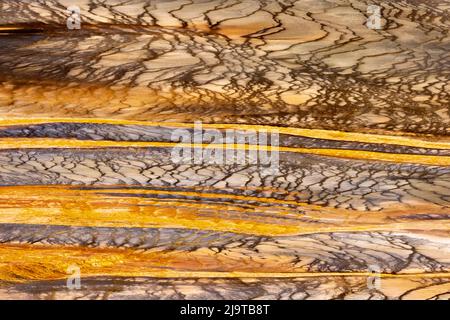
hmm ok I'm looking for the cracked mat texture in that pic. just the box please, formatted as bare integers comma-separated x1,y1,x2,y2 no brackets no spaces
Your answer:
0,0,449,300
